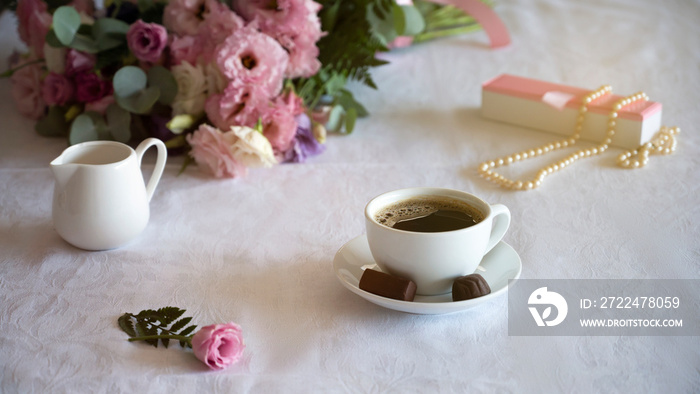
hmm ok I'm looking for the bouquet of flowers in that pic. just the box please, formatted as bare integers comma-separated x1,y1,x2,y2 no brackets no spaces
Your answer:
3,0,492,178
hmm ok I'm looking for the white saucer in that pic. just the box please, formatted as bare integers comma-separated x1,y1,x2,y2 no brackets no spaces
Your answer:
333,234,522,315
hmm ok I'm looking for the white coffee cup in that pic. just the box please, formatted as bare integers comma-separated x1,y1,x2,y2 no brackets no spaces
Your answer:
364,187,511,296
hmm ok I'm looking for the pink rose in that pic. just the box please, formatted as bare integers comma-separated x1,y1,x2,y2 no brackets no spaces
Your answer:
191,322,245,370
127,20,168,63
65,49,96,76
186,124,247,178
204,82,267,130
215,24,288,97
15,0,52,57
42,72,75,106
10,59,46,119
74,72,112,103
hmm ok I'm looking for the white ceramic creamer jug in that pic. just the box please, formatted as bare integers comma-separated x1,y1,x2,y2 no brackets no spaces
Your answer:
50,138,167,250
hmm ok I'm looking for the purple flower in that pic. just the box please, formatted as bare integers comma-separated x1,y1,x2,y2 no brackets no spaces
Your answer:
74,72,112,103
41,72,75,106
127,20,168,63
282,113,326,163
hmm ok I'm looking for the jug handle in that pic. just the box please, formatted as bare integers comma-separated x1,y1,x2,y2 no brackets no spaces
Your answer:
135,138,167,202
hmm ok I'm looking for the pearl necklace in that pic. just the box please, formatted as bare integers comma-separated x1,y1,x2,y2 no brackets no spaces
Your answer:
477,86,680,190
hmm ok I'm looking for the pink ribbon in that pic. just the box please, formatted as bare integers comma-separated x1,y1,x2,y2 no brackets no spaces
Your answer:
427,0,511,49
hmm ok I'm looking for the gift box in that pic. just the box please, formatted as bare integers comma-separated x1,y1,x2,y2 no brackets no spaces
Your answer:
481,74,662,149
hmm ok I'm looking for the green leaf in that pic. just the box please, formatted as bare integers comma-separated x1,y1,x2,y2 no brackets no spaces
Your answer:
105,104,131,143
113,66,148,98
344,107,357,134
70,34,99,54
336,89,368,118
118,314,137,337
179,325,197,337
45,29,63,48
35,106,70,137
116,86,160,114
326,104,344,133
69,113,100,145
399,5,426,36
156,307,186,325
366,1,397,46
53,6,81,46
392,3,406,35
92,18,129,51
170,317,192,333
147,66,178,105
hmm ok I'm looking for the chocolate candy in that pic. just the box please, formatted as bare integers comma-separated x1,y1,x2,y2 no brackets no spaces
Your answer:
452,273,491,301
359,269,417,301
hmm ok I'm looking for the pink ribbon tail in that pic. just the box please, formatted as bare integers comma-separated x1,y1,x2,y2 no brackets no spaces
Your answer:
428,0,511,49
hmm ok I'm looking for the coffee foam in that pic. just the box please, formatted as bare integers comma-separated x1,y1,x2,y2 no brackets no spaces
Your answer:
374,196,484,228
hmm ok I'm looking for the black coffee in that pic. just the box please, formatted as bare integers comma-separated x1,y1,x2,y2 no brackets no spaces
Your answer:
374,196,483,233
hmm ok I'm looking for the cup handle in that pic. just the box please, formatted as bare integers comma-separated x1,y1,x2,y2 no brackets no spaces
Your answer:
484,204,511,254
135,138,167,202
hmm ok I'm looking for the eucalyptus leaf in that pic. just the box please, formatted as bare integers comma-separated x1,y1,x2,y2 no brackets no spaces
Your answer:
70,34,99,54
147,66,178,105
52,6,81,46
113,66,148,99
116,86,160,114
105,104,131,143
93,18,129,51
69,113,99,145
399,5,426,36
366,1,398,46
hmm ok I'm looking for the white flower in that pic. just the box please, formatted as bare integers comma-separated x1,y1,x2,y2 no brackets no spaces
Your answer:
171,61,208,116
204,62,227,95
229,126,277,168
43,43,66,74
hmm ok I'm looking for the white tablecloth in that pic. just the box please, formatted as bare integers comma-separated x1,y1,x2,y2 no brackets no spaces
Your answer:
1,0,699,392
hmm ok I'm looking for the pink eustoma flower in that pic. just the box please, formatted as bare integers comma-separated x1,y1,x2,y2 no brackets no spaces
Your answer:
204,82,268,131
10,59,46,119
215,24,288,97
127,20,168,63
186,124,247,178
15,0,52,57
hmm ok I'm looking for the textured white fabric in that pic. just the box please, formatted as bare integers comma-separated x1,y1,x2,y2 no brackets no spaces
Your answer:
1,0,699,392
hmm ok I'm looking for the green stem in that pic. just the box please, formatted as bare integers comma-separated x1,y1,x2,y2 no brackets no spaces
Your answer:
0,59,45,78
128,334,192,344
413,24,483,44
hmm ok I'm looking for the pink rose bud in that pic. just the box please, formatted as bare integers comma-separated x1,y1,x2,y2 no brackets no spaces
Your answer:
42,72,75,106
191,322,245,370
127,20,168,63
